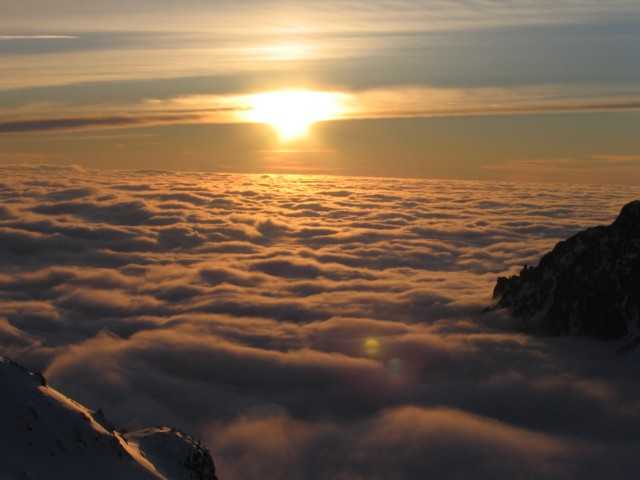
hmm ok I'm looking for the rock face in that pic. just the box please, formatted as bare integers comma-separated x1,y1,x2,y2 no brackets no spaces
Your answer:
0,356,218,480
490,200,640,339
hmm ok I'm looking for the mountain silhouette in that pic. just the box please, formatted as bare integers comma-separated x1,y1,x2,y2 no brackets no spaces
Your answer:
490,200,640,339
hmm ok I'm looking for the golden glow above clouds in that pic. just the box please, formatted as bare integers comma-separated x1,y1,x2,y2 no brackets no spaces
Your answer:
5,84,640,139
242,90,347,141
253,43,314,61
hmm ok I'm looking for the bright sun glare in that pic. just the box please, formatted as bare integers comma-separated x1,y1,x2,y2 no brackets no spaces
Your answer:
244,90,344,141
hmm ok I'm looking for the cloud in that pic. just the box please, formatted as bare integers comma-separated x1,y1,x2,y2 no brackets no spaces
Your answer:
206,406,578,480
4,84,640,139
0,35,78,40
0,114,206,134
1,167,639,478
3,1,639,37
591,154,640,163
483,157,640,185
0,317,38,350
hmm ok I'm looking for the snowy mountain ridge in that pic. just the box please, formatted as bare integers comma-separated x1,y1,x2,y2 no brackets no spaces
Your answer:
0,356,218,480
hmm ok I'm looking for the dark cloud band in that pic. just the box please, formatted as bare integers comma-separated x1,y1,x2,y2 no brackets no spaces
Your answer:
0,114,205,133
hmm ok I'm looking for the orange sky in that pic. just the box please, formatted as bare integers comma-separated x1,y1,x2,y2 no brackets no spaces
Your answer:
1,0,639,183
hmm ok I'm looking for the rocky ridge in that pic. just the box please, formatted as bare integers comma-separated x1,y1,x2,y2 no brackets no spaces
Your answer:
490,200,640,339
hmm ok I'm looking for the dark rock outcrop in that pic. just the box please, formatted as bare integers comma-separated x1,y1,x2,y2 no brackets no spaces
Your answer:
490,200,640,339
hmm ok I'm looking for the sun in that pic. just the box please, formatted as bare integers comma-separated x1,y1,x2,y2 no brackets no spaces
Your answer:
243,90,344,141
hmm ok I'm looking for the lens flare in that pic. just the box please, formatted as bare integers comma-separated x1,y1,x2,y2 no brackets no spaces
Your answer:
364,337,380,356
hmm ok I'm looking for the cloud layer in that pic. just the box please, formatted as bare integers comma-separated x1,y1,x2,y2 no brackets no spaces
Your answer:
1,166,639,479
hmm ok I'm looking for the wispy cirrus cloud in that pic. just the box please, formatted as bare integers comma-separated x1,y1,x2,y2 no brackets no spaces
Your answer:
0,35,78,40
3,1,640,34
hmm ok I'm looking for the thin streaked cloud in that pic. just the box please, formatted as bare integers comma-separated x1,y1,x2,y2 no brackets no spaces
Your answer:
3,1,640,33
3,84,640,135
0,35,78,40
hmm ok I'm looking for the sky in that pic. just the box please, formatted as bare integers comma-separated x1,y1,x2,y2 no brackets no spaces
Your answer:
1,0,640,183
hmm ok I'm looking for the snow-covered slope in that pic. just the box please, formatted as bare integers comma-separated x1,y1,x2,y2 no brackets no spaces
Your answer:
0,357,217,480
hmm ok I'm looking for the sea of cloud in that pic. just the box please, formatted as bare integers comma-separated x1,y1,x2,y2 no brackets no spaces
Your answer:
1,165,639,479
